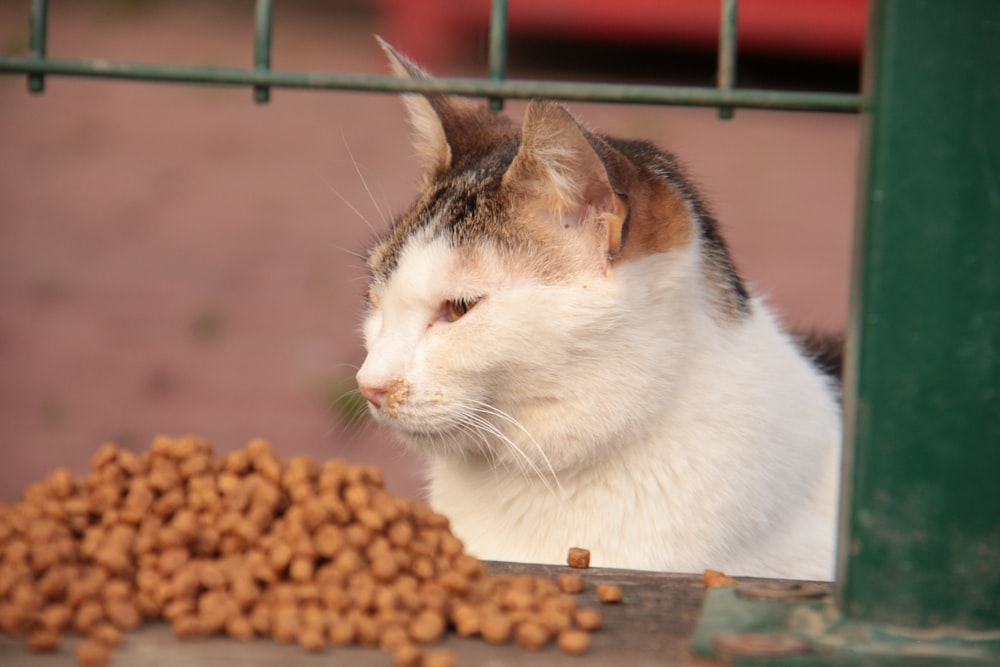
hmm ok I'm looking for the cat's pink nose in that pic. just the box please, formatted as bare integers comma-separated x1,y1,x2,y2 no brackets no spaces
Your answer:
358,384,387,409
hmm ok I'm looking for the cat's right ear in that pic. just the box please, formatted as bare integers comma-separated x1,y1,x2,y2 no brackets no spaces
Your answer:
377,37,481,178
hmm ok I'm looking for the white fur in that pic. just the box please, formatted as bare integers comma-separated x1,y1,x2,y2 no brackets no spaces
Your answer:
357,231,842,580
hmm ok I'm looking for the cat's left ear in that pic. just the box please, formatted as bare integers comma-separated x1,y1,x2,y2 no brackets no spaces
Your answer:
504,100,631,260
377,37,498,179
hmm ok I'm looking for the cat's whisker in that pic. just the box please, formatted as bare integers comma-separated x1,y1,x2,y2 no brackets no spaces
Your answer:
462,399,562,493
326,181,378,237
341,132,388,227
458,406,559,495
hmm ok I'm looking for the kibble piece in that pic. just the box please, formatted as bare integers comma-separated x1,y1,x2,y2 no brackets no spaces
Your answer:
378,623,410,652
515,620,551,650
557,628,593,655
702,569,738,588
37,603,72,632
328,615,356,646
297,625,327,652
408,609,445,644
573,607,604,631
480,613,513,644
26,628,61,652
75,639,111,667
424,649,458,667
88,622,123,648
595,584,624,603
567,547,591,569
392,642,422,667
225,616,255,641
557,572,585,594
172,614,204,639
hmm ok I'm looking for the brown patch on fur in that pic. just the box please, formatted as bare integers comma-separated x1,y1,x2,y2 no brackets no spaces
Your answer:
796,331,844,381
610,176,695,263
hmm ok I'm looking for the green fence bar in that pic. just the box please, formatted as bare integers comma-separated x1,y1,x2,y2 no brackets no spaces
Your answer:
253,0,273,104
27,0,47,92
716,0,737,119
487,0,508,111
0,56,864,112
839,0,1000,630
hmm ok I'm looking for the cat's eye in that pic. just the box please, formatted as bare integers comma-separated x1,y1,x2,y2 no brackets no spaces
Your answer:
444,297,481,322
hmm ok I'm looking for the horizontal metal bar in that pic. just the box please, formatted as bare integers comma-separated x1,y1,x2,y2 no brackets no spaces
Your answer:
0,56,866,113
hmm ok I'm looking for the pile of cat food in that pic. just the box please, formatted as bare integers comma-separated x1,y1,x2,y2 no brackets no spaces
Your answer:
0,436,616,666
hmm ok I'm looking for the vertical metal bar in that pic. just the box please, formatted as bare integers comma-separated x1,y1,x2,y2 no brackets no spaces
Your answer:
27,0,48,93
716,0,737,119
487,0,508,112
838,0,1000,630
253,0,273,104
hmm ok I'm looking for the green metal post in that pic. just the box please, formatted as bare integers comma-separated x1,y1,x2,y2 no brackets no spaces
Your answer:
27,0,47,92
691,2,1000,660
839,0,1000,630
716,0,737,120
487,0,508,112
253,0,273,104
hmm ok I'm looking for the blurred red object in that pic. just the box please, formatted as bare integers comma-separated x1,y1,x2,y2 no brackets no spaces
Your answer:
376,0,868,68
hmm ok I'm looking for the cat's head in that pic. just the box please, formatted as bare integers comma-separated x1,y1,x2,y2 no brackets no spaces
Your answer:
355,41,744,473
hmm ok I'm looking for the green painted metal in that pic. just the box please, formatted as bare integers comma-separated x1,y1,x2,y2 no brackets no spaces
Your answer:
487,0,508,112
692,0,1000,660
691,585,1000,665
717,0,738,119
27,0,47,92
0,55,864,112
839,0,1000,630
253,0,273,104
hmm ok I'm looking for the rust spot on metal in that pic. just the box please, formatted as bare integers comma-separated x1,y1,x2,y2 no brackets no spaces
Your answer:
735,581,831,601
712,632,811,658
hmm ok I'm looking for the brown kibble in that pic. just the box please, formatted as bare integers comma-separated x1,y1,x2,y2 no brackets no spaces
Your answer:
89,622,123,648
573,607,604,631
171,613,204,639
76,639,111,666
225,615,255,640
289,556,315,582
392,642,422,667
297,625,327,652
453,610,479,637
557,572,585,594
515,620,551,650
702,569,738,588
371,553,398,582
74,600,105,633
0,436,618,666
106,600,142,630
379,623,410,651
596,584,624,603
557,628,593,655
26,628,61,652
328,615,356,646
480,613,513,644
0,602,33,636
38,603,73,632
408,609,446,644
567,547,591,569
424,649,458,667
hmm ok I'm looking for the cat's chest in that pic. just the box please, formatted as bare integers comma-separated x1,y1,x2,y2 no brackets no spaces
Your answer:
427,454,727,571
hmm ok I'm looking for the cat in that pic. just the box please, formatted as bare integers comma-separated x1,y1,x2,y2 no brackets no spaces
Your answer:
355,39,843,581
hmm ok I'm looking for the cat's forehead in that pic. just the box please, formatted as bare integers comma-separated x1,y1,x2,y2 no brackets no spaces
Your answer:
368,139,529,282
